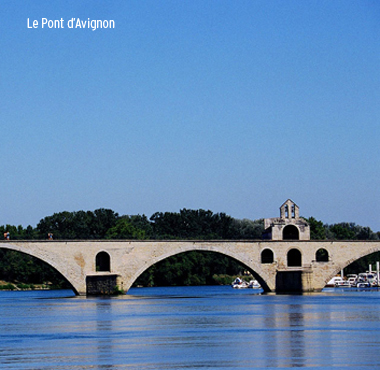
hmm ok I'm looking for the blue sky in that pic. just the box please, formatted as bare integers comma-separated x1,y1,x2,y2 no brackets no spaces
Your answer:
1,1,379,231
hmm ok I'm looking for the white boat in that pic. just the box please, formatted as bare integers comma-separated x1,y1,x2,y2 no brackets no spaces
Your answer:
232,277,261,289
356,272,378,287
347,274,358,287
248,280,261,289
326,276,345,287
335,280,351,288
327,272,379,289
356,282,371,288
231,277,249,289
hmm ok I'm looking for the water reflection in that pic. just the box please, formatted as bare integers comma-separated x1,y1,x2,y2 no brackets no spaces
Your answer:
262,301,279,368
2,287,380,369
259,302,307,368
95,299,116,369
287,305,305,368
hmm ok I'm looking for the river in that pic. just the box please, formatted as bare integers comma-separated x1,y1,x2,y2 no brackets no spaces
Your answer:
1,286,380,369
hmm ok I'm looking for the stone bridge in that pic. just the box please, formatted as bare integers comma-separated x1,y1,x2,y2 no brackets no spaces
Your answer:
1,240,380,295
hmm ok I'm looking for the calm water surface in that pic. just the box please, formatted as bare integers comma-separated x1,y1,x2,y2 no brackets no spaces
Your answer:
1,286,380,369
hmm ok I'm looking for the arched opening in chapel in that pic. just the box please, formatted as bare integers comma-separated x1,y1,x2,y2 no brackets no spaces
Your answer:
283,225,300,240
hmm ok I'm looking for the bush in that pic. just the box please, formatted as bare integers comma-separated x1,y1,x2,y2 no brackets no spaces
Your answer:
0,283,16,290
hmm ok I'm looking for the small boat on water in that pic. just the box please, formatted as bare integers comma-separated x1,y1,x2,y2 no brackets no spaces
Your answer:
248,280,261,289
347,274,358,287
326,276,352,288
231,277,248,289
326,272,379,289
355,272,378,287
232,277,261,289
326,276,345,288
335,280,351,288
356,282,371,288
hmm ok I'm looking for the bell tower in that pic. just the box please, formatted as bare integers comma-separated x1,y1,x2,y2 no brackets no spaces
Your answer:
263,199,310,240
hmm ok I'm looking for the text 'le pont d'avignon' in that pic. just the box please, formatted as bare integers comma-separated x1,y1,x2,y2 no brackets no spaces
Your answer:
27,18,115,31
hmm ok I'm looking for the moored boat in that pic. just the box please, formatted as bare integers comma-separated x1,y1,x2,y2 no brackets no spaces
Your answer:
347,274,358,287
356,272,378,287
356,281,371,288
335,280,351,288
232,277,249,289
326,276,345,287
232,277,262,289
248,280,261,289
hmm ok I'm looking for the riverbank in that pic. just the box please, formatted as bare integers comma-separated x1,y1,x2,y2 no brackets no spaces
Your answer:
0,280,53,291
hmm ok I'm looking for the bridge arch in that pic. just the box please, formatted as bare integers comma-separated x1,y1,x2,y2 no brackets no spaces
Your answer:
323,245,380,285
0,244,78,294
126,246,273,292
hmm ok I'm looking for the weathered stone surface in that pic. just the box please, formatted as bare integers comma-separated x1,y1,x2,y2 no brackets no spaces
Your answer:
86,273,120,295
1,240,380,294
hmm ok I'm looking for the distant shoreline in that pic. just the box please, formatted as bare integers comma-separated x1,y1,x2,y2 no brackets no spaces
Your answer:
0,280,57,291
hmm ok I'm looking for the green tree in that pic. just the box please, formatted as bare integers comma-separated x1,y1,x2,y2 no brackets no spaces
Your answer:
326,222,377,240
150,209,236,239
128,215,153,238
305,217,326,240
87,208,120,239
36,209,119,239
0,224,37,240
105,217,146,239
230,218,264,239
0,249,69,288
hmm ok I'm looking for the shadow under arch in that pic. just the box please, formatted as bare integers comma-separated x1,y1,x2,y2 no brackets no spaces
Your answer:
0,246,77,294
131,249,271,293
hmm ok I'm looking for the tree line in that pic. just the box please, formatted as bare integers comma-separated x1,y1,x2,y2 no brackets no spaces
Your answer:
2,208,379,241
1,208,265,240
0,209,379,287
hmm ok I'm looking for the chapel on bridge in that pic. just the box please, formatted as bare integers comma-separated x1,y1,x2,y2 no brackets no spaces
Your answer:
263,199,310,240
